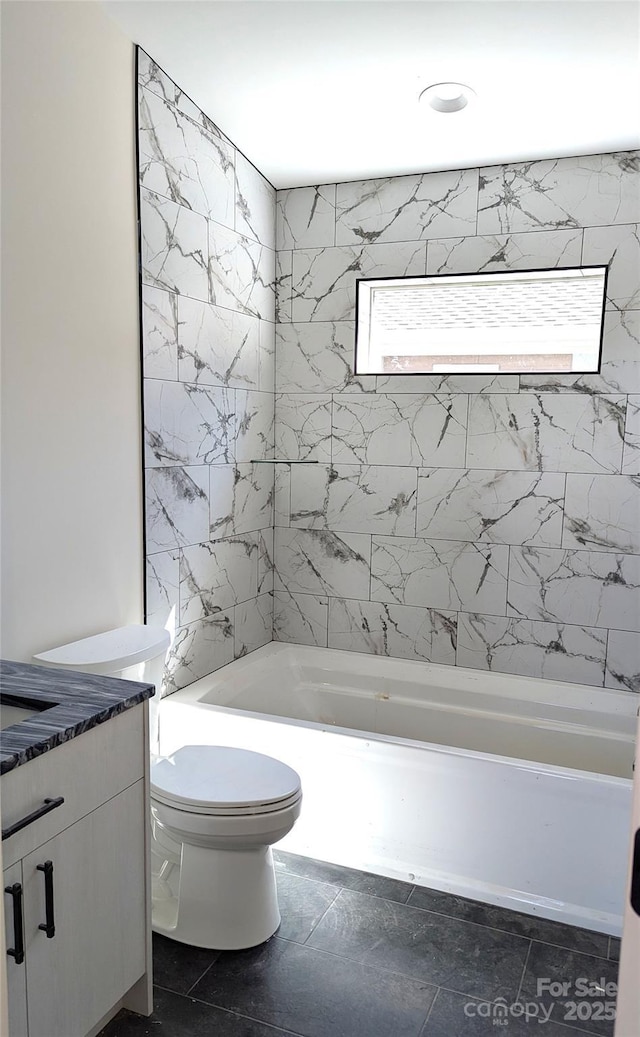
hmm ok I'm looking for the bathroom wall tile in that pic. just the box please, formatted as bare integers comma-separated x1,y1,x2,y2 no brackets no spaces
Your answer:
235,390,275,462
146,549,179,627
328,598,457,665
275,251,293,323
259,320,276,393
522,309,640,396
426,228,583,276
563,473,640,553
138,87,235,226
208,221,275,321
273,590,329,647
466,393,625,474
234,152,276,247
274,527,371,599
274,464,291,526
375,374,518,394
332,394,467,466
507,546,640,632
416,469,565,547
164,613,235,693
583,223,640,310
257,527,275,594
335,168,478,245
146,465,210,552
291,241,426,322
477,152,640,234
277,184,336,250
371,537,508,615
144,380,234,467
177,296,260,390
209,462,274,540
142,285,178,380
290,464,418,536
138,50,177,105
605,629,640,693
140,188,208,301
276,321,375,394
275,394,332,462
457,613,607,687
235,593,273,658
622,396,640,475
179,535,260,624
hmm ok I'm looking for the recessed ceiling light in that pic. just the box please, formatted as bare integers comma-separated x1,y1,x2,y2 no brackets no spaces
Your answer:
419,82,476,113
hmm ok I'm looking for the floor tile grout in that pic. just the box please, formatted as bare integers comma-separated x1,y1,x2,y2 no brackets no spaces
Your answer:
153,982,309,1037
514,938,533,1003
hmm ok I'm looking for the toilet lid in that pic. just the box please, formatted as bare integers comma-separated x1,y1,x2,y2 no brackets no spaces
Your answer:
151,745,301,814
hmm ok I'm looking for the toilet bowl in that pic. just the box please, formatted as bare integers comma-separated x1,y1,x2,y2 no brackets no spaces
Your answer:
34,626,302,950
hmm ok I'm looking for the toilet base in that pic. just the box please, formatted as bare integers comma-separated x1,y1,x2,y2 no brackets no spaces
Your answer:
151,839,281,950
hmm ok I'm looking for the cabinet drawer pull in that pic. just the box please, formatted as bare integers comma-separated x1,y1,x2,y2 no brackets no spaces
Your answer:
1,796,65,841
37,860,56,938
4,882,25,964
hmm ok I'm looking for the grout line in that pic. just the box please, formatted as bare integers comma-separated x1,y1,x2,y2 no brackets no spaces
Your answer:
514,940,533,1003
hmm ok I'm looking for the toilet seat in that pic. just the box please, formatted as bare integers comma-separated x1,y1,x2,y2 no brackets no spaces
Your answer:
151,745,302,816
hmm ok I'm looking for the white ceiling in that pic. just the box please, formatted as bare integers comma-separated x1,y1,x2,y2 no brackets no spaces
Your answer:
103,0,640,189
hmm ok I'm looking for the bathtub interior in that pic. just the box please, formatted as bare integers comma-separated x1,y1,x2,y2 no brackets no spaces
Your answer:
185,643,637,779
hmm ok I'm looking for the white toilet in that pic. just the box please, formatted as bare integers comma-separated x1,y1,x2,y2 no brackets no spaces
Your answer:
34,625,302,950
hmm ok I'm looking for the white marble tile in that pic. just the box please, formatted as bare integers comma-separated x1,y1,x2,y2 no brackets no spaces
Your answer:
583,224,640,310
164,613,235,693
209,462,274,540
235,390,275,462
274,527,371,599
371,537,508,615
507,546,640,632
179,535,260,624
457,613,607,687
146,550,179,627
140,188,208,301
177,295,260,389
328,598,457,665
477,152,640,234
275,322,376,394
417,469,565,547
273,591,329,647
235,152,276,247
275,251,293,323
622,396,640,475
335,169,478,245
146,465,210,552
138,50,177,105
208,221,275,320
291,241,426,322
426,228,583,276
144,380,234,466
259,320,276,393
274,464,291,527
332,394,467,466
275,394,332,462
522,309,640,396
375,374,519,394
466,393,625,474
290,464,418,536
277,185,336,250
605,630,640,693
235,593,273,658
138,87,234,226
257,528,274,594
563,473,640,553
142,286,178,380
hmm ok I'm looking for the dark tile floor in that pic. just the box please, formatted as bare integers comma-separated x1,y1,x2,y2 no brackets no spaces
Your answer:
99,850,621,1037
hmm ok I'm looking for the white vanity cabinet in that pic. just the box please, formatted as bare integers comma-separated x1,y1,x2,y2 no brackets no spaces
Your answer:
2,704,152,1037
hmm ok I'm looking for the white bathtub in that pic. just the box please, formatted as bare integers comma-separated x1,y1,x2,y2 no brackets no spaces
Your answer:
158,643,637,936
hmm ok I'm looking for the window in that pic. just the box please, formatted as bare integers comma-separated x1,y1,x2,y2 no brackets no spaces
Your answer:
354,266,607,376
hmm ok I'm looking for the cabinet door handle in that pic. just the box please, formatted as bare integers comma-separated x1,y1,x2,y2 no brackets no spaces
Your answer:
4,882,25,964
1,796,64,841
37,860,55,938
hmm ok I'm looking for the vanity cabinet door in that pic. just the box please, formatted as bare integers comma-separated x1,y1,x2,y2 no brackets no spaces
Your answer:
3,860,28,1037
21,780,146,1037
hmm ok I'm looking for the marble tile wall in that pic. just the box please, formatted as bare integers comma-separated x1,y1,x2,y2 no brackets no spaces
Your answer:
274,151,640,692
138,51,276,693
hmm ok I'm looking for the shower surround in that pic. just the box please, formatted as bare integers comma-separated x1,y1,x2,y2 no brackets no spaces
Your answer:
137,48,640,695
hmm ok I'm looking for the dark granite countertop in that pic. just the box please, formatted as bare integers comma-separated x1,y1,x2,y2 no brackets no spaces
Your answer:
0,659,154,775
